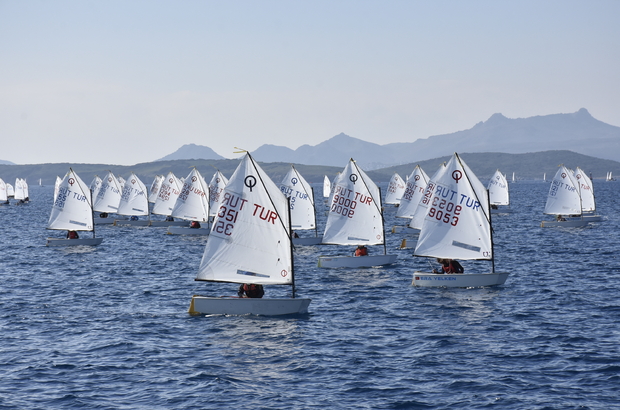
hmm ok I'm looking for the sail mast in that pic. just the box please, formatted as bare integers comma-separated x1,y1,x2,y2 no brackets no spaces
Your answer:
287,197,296,299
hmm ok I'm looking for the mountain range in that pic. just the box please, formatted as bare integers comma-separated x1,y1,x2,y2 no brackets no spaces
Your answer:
248,108,620,169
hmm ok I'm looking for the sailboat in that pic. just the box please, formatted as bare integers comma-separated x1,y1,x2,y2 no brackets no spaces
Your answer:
148,175,164,204
323,175,331,199
46,168,103,246
318,159,397,268
384,173,406,205
572,167,602,222
14,178,28,204
279,165,321,245
167,168,211,235
412,153,509,287
0,178,9,204
6,182,14,198
409,162,446,231
540,165,588,227
150,172,187,226
393,165,429,232
208,170,229,218
114,173,151,226
606,172,616,181
93,171,122,224
487,169,512,213
189,153,311,316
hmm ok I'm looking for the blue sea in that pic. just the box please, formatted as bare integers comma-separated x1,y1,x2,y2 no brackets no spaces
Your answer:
1,180,619,409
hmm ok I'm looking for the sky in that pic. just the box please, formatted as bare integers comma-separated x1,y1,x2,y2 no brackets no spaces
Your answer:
1,0,619,165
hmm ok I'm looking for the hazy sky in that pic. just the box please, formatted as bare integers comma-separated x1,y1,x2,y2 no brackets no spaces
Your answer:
1,0,619,165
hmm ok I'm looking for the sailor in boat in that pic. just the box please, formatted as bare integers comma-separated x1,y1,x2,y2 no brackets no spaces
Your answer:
355,245,368,257
99,212,109,218
238,284,265,298
189,221,201,229
556,215,567,222
165,215,174,221
433,258,464,274
66,230,79,239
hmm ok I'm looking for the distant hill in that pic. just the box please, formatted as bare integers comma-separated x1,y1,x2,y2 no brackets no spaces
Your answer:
249,109,620,169
1,150,619,186
0,159,15,165
157,143,225,161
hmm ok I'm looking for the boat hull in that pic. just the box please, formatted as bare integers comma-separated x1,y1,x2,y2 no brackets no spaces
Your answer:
114,219,151,226
189,296,311,316
167,226,210,236
541,219,589,227
293,236,323,246
46,237,104,247
94,217,115,225
150,220,189,227
412,272,509,287
318,254,397,268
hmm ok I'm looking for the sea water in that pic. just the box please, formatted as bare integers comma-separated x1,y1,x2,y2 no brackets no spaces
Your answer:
1,181,619,409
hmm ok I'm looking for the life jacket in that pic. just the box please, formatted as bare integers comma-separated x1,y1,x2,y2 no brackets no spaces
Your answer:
190,221,201,228
243,284,264,298
443,261,463,274
68,231,79,239
355,247,368,256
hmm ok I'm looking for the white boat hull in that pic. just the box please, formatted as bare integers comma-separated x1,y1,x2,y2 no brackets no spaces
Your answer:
114,219,151,226
318,254,397,268
570,214,602,222
166,226,210,236
94,217,115,225
149,220,189,227
293,236,323,246
46,237,104,247
189,296,311,316
540,219,590,227
412,272,509,287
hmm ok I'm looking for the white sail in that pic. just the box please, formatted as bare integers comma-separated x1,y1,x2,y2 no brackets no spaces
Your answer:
148,175,164,203
53,176,61,202
90,176,102,200
574,167,595,212
384,173,406,205
409,163,447,230
487,169,509,206
208,171,229,217
322,159,384,246
117,173,149,216
152,172,182,216
171,168,210,221
396,166,430,219
14,178,26,201
279,166,316,230
117,176,126,191
196,153,293,286
323,175,331,198
414,153,491,260
544,166,582,215
47,169,94,231
93,171,122,213
6,183,14,197
0,178,7,202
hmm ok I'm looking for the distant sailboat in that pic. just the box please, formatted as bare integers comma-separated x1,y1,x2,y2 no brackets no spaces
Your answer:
318,159,397,268
114,173,150,226
323,175,331,199
0,178,8,204
46,168,103,246
279,165,321,245
167,168,211,235
93,171,122,224
487,169,512,213
208,170,229,218
151,172,186,226
541,165,588,227
384,173,406,205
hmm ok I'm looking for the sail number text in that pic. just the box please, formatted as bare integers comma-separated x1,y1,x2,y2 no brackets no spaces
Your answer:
214,192,280,236
330,186,373,218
